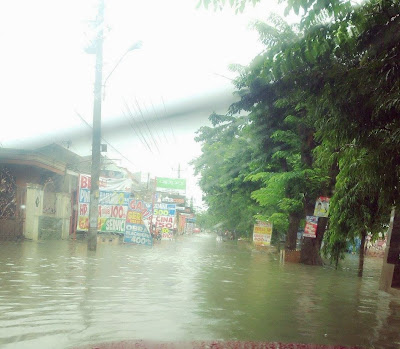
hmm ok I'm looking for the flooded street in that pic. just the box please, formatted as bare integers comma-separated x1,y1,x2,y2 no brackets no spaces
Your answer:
1,234,400,349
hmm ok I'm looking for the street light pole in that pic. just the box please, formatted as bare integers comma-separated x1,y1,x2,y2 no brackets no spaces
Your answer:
87,0,141,251
88,0,104,251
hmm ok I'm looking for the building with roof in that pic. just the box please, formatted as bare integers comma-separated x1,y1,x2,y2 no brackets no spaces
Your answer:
0,144,81,241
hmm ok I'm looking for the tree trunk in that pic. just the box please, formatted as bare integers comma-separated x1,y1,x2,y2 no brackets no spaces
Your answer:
300,216,328,265
358,230,367,277
286,213,301,250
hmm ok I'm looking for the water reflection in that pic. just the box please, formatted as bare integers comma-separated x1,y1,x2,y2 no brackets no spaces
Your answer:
0,235,399,348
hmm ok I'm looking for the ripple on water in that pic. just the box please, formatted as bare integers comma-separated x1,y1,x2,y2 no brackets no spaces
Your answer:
0,238,399,349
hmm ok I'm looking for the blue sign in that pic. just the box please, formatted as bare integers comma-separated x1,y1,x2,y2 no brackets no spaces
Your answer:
154,203,176,216
123,199,153,246
79,189,130,205
124,223,152,246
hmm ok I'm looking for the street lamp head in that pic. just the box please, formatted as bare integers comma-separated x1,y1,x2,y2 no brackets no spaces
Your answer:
127,41,143,52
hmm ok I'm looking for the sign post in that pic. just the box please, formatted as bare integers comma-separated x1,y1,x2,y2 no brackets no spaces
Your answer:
253,220,273,246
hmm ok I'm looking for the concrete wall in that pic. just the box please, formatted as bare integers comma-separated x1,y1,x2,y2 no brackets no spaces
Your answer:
56,192,72,239
24,184,73,240
0,181,25,240
24,184,43,240
0,218,23,240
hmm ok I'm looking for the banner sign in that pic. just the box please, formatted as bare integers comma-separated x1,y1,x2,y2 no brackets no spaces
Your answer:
314,197,330,217
155,192,186,205
253,220,273,246
156,177,186,193
124,199,153,246
178,214,186,234
304,216,318,238
186,222,194,234
79,174,131,192
77,174,131,233
152,203,176,240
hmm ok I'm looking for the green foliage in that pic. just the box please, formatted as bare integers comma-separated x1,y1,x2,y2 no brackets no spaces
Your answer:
195,211,219,230
193,13,334,251
196,0,400,265
191,114,259,235
303,0,400,263
283,0,353,29
266,0,400,264
196,0,259,12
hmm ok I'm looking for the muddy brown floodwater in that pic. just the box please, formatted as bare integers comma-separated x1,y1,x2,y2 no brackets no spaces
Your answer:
0,234,399,349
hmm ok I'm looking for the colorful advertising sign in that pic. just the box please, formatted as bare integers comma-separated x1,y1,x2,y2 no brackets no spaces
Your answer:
152,202,176,240
304,216,318,238
77,174,131,233
124,199,153,246
155,192,186,206
253,220,273,246
156,177,186,193
79,174,131,192
186,222,194,234
177,214,187,234
314,197,330,217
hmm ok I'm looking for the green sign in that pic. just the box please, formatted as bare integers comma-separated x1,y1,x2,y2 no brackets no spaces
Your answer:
156,177,186,191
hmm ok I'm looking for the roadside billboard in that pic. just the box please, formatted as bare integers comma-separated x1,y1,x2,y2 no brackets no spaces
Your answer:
304,216,318,238
124,199,153,246
152,202,176,240
156,177,186,194
314,197,330,217
155,192,186,206
253,220,273,246
77,174,131,233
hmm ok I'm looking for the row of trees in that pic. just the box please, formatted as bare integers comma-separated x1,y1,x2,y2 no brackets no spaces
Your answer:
192,0,400,274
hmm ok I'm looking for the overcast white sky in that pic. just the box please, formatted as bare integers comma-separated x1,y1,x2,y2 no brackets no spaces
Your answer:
0,0,297,206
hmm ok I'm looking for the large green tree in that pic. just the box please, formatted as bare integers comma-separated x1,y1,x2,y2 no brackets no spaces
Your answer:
196,0,400,271
192,113,260,236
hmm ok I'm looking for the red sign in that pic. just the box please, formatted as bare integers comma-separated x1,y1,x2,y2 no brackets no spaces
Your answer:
304,216,318,238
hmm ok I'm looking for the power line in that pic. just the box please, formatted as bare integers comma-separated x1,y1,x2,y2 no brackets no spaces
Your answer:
123,100,154,154
121,101,151,152
74,110,137,169
134,97,161,154
161,96,177,144
150,100,169,145
129,100,156,153
142,100,165,148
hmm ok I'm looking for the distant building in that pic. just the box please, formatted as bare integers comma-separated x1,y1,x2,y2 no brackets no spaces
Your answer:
0,144,81,241
0,143,147,241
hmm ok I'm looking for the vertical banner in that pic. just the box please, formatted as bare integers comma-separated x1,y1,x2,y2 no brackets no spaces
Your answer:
124,199,153,246
152,202,176,240
186,222,194,234
77,174,131,233
185,217,196,234
304,216,318,238
314,197,330,217
178,214,186,234
253,220,273,246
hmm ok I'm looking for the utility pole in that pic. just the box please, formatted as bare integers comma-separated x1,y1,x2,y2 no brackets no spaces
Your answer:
88,0,104,251
172,163,182,178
